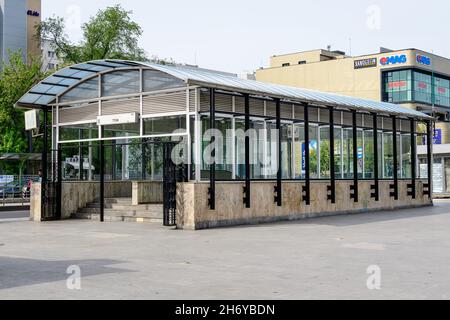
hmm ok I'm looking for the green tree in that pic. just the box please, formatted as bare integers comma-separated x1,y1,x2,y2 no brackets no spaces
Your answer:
0,51,45,154
38,5,147,64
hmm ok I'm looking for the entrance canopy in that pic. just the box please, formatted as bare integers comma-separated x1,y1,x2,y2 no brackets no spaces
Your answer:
16,59,432,120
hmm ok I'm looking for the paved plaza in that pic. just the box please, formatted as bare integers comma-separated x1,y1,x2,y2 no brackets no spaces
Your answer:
0,202,450,300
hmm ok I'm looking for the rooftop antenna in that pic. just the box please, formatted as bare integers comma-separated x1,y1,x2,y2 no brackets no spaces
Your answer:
349,38,352,56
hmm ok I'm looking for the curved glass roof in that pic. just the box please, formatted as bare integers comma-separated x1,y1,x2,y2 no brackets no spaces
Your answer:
16,59,432,120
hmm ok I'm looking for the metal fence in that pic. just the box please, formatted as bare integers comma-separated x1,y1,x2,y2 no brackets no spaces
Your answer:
0,175,40,207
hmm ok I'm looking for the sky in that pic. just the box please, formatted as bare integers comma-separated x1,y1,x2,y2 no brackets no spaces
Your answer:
42,0,450,74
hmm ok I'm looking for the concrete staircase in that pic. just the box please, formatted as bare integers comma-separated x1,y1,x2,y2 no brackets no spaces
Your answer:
72,198,163,223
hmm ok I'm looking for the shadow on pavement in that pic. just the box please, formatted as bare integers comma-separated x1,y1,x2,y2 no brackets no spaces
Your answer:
0,256,133,290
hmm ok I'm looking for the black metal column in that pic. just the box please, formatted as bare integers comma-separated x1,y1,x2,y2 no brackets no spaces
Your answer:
303,104,311,205
99,128,105,222
208,88,216,210
243,94,251,208
371,113,380,201
40,107,49,220
328,107,336,204
425,120,433,198
56,148,62,219
350,110,359,202
391,116,399,200
275,99,282,207
409,119,417,199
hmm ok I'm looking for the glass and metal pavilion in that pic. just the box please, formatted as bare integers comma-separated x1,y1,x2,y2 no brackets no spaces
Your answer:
16,59,434,213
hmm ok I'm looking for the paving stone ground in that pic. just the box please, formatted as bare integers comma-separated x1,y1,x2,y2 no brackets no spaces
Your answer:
0,201,449,300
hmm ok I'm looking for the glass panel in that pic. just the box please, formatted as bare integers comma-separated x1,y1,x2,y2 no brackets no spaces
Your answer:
103,122,140,138
334,128,342,179
102,70,140,97
401,134,412,179
281,124,293,179
61,142,99,181
293,124,304,179
363,130,375,179
143,116,186,136
342,128,353,179
59,123,99,141
309,126,319,179
202,117,233,180
382,69,413,103
143,70,186,92
319,126,330,179
383,132,394,179
60,77,99,102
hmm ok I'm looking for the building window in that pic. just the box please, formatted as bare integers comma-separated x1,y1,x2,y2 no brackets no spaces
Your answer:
47,63,55,70
282,63,290,67
382,70,412,103
382,69,450,108
298,61,306,65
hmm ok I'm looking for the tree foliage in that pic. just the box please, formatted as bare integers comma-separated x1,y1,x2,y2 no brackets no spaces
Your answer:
0,51,45,154
38,5,147,64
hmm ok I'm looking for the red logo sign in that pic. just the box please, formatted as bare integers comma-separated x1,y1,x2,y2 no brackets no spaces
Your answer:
388,81,407,89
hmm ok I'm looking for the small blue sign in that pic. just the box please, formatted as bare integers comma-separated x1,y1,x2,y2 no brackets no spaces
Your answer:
357,147,364,160
434,129,442,145
417,54,431,66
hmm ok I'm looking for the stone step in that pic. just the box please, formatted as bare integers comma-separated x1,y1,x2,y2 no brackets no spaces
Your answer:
72,212,162,223
87,202,162,210
78,208,163,218
88,198,133,206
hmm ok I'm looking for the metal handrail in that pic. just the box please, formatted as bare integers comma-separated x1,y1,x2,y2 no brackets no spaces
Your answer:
0,175,39,207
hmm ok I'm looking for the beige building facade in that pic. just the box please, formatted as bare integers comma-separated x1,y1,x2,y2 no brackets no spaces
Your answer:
26,0,41,60
257,48,450,195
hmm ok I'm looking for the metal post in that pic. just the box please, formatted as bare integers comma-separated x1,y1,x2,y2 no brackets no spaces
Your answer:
244,94,251,208
99,128,105,222
303,104,311,205
426,120,433,199
328,107,336,203
208,88,216,210
410,119,417,199
79,129,83,181
391,116,399,200
275,99,282,207
372,113,380,201
351,110,359,202
56,148,62,219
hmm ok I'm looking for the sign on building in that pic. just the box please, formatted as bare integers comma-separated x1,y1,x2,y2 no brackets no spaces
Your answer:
354,58,377,69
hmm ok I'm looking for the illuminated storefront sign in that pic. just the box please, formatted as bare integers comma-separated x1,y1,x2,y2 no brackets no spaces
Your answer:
380,55,407,66
416,54,431,66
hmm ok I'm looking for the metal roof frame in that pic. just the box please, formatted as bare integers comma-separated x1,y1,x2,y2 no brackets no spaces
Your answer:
16,59,433,120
